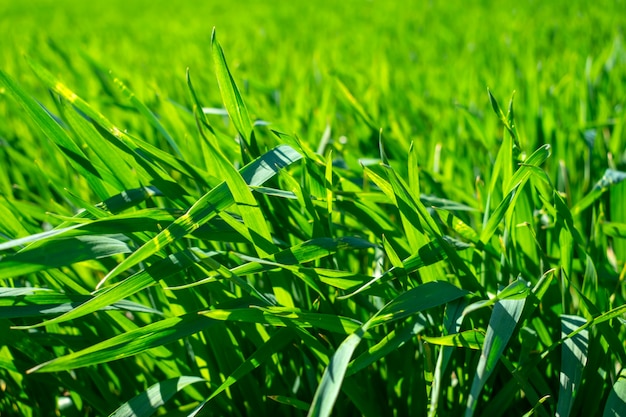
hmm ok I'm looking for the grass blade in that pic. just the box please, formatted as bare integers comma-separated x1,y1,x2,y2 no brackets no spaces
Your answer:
604,369,626,417
98,145,301,287
465,296,527,416
556,315,588,417
109,376,206,417
211,28,253,143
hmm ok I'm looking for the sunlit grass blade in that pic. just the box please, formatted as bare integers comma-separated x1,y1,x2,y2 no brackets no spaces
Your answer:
200,307,363,335
604,369,626,417
556,315,588,417
11,247,214,329
108,376,206,417
480,144,551,244
25,58,202,206
111,74,183,159
98,145,301,288
0,290,161,319
421,330,485,350
335,78,376,130
465,296,527,416
27,314,216,373
211,28,253,143
0,235,132,279
307,326,369,417
0,70,110,200
572,168,626,215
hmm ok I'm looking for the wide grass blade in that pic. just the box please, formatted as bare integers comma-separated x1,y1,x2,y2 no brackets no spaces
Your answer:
108,376,206,417
0,235,132,279
604,369,626,417
465,296,527,416
27,314,216,373
556,315,588,417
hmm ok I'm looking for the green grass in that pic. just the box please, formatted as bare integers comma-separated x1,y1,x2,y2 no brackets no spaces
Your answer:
1,1,625,416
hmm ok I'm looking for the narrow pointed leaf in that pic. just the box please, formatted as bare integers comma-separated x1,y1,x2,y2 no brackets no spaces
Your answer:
109,376,206,417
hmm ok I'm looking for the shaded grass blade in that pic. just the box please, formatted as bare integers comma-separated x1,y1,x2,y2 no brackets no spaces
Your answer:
308,281,468,417
0,235,132,279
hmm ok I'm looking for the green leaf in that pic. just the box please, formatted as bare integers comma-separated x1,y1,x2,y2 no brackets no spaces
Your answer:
211,28,253,142
98,145,302,288
422,330,485,350
465,296,527,416
307,327,369,417
111,74,183,159
369,281,469,327
604,369,626,417
0,235,132,279
573,169,626,215
108,376,206,417
200,307,363,336
11,247,212,329
556,315,588,417
0,70,110,200
28,314,216,373
308,281,468,417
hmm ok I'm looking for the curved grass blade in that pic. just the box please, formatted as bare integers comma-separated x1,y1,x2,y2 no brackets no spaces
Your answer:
203,328,295,404
604,369,626,417
0,235,132,279
573,169,626,215
27,314,216,373
480,144,551,244
422,330,485,350
98,145,302,288
25,58,201,207
0,206,171,253
0,70,110,200
369,281,468,327
308,281,468,417
108,376,206,417
0,291,161,319
10,248,208,329
61,98,139,191
556,315,588,417
307,326,369,417
465,296,527,417
428,298,467,417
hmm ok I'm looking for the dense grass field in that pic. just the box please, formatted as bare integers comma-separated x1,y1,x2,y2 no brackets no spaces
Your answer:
1,1,626,416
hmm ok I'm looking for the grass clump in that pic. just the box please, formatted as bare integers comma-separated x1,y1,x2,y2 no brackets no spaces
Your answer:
1,1,625,416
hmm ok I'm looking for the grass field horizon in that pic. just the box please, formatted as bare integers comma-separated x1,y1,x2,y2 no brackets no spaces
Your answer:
1,1,625,416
